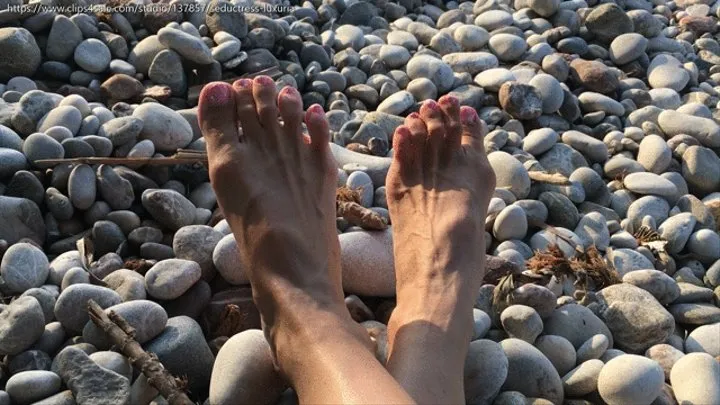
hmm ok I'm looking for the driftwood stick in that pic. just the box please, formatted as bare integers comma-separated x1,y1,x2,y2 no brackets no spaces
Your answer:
87,300,194,405
528,171,572,185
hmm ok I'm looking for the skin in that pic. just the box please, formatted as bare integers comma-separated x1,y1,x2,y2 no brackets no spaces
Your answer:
198,76,495,404
385,97,496,403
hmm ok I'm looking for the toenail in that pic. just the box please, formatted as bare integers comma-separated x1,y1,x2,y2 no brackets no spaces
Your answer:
235,79,252,89
202,83,233,106
460,107,479,124
280,86,299,99
424,100,441,113
307,104,325,117
440,95,459,108
255,75,275,86
407,112,420,119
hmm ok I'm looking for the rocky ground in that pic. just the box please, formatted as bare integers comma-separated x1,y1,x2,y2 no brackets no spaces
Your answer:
0,0,720,404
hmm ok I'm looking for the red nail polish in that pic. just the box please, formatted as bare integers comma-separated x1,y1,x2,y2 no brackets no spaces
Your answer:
255,75,274,86
460,107,478,124
235,79,252,89
424,100,441,112
440,95,459,107
407,112,420,119
280,86,298,98
202,83,232,106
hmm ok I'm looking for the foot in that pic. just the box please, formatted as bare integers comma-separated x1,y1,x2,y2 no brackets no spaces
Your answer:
197,77,365,369
385,97,496,403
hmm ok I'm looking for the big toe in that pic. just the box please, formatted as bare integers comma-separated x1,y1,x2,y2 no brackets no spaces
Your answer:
198,82,240,154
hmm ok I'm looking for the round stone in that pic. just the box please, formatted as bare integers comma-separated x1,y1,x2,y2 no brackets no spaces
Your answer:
5,370,62,405
0,242,49,294
132,103,193,152
212,233,249,285
0,28,42,81
669,353,720,405
464,339,508,403
144,259,202,300
74,39,111,73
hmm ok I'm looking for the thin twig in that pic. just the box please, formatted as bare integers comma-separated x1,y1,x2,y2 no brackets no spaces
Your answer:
87,300,194,405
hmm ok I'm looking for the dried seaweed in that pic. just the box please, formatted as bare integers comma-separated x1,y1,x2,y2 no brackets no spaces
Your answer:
524,244,621,291
213,304,248,339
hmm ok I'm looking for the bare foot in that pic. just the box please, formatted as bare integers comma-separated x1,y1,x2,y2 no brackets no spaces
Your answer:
385,97,496,403
198,78,414,404
198,76,354,358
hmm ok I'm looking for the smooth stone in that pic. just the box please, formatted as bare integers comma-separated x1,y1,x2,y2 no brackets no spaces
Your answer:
543,304,614,348
74,39,111,73
645,344,684,381
53,346,130,405
538,143,588,177
0,28,42,81
37,106,82,135
622,270,680,305
0,242,49,294
22,133,64,163
500,305,543,344
54,285,122,334
529,73,564,114
376,91,414,115
67,164,96,210
508,284,556,319
464,339,508,404
658,213,696,254
83,300,167,349
561,130,608,163
406,55,455,94
141,189,196,231
576,334,610,363
157,27,213,65
149,50,187,95
99,117,143,147
685,323,720,357
498,82,542,120
591,284,675,353
637,135,671,174
212,233,249,285
89,351,132,381
144,259,201,300
0,196,46,246
209,329,287,405
609,33,648,65
143,316,214,395
626,196,670,230
624,172,678,202
102,269,146,302
488,151,531,199
442,52,498,75
523,128,558,156
529,228,582,259
535,335,577,377
669,303,720,325
339,229,395,296
687,229,720,262
493,205,528,241
500,338,564,404
96,165,134,210
539,191,580,229
598,354,664,405
173,225,223,280
346,171,374,208
574,212,610,251
132,103,193,152
658,110,720,148
5,370,62,405
474,68,516,92
562,359,604,397
669,353,720,405
20,288,56,324
0,296,45,356
682,146,720,196
488,33,527,62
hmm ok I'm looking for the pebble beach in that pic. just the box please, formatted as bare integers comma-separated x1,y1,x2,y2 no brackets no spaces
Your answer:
0,0,719,403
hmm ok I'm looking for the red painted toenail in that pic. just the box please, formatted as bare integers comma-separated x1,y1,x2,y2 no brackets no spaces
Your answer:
280,86,299,98
407,112,420,119
202,83,232,106
424,100,441,113
255,75,275,86
235,79,252,89
440,95,459,108
460,107,478,124
307,104,325,117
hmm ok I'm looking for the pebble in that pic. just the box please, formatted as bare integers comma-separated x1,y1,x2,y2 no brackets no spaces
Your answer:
500,305,543,344
54,285,122,333
576,334,610,363
144,259,202,300
0,242,48,294
209,329,287,405
464,339,508,404
535,335,577,377
562,359,604,398
212,233,249,285
141,189,196,231
669,353,720,405
488,152,531,199
54,346,130,405
132,103,193,152
500,338,564,404
622,270,681,305
144,316,214,395
645,344,684,381
0,296,45,356
598,354,664,405
544,304,614,349
493,205,528,241
5,370,62,405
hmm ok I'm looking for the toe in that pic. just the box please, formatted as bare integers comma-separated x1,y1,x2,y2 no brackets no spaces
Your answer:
198,82,240,155
278,86,304,143
233,78,262,142
305,104,330,150
390,125,422,179
438,95,462,151
419,100,446,166
459,106,487,153
253,75,281,132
